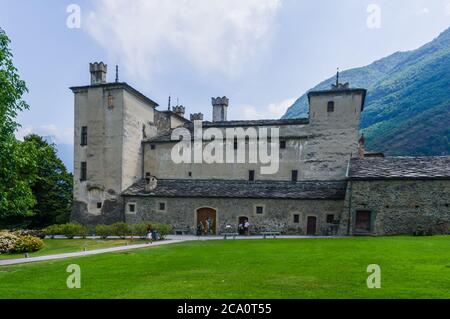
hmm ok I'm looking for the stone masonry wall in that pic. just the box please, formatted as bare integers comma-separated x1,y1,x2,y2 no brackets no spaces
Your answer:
124,196,344,235
338,180,450,236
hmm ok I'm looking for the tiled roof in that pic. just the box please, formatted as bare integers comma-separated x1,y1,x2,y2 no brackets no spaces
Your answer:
144,118,310,143
122,179,347,200
349,156,450,180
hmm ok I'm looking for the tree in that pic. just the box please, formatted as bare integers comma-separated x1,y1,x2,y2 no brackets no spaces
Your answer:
23,135,73,228
0,28,37,223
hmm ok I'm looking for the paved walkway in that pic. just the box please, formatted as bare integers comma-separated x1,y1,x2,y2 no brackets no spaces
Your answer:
0,239,187,266
0,235,343,266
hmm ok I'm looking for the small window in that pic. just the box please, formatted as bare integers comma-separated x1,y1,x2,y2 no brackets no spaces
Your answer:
128,204,136,213
234,138,238,150
249,170,255,181
188,172,192,177
256,206,264,215
293,214,300,224
280,140,286,149
81,126,88,146
326,214,334,223
80,162,87,181
291,170,298,182
150,144,156,150
327,101,335,113
97,202,102,209
159,202,166,211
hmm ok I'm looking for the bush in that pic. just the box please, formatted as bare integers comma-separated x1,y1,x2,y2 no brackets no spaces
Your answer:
13,229,46,239
111,222,130,238
153,223,173,239
0,232,19,254
0,232,44,254
43,224,65,238
61,223,88,239
95,225,114,239
12,235,44,253
131,222,172,240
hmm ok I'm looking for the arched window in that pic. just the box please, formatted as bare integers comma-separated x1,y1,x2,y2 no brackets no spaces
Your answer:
327,101,335,113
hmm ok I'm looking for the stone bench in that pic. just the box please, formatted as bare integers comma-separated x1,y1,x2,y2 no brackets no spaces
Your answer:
261,231,281,239
221,233,239,240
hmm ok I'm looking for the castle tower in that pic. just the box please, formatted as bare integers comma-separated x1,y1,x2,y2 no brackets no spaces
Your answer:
70,62,159,224
212,96,229,122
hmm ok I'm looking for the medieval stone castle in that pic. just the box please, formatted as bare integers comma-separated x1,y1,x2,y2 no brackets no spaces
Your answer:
71,62,450,236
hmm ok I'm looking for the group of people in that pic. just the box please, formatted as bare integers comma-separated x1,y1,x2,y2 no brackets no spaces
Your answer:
196,218,250,236
146,224,160,242
239,219,250,236
196,217,215,236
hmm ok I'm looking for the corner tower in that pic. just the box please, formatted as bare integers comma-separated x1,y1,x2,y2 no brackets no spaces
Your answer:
70,62,159,225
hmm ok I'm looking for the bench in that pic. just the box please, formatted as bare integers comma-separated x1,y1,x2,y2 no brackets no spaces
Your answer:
221,233,239,240
174,228,190,236
261,231,280,239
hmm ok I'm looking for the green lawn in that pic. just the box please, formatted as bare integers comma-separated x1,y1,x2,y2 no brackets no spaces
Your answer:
0,239,147,260
0,236,449,299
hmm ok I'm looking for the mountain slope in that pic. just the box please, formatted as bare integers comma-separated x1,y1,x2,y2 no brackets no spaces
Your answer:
283,28,450,156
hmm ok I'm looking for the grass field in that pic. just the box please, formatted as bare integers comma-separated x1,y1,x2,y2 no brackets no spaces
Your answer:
0,236,449,299
0,239,147,260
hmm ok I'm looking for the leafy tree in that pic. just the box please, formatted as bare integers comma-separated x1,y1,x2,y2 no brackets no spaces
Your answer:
23,135,73,228
0,28,37,223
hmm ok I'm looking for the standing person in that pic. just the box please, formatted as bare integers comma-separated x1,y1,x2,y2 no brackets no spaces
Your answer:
244,220,250,236
146,224,153,243
203,220,209,235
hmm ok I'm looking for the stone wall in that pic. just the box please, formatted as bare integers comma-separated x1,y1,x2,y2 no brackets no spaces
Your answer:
123,196,344,235
338,179,450,236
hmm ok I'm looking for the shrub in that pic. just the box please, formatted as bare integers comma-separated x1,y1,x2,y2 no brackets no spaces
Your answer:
95,225,114,239
12,235,44,253
153,223,173,239
0,232,19,254
13,229,46,239
43,224,65,238
131,222,172,240
130,223,149,239
111,222,130,238
61,223,88,239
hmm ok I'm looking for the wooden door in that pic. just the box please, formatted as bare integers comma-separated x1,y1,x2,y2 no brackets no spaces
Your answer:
197,208,217,235
355,211,371,233
306,216,317,235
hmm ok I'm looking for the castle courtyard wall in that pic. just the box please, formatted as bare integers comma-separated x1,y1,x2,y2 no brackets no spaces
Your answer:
123,196,344,235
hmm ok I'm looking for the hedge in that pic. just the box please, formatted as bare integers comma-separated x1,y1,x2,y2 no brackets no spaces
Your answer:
0,232,44,254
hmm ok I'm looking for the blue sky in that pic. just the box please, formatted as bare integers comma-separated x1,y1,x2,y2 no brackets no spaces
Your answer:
1,0,450,170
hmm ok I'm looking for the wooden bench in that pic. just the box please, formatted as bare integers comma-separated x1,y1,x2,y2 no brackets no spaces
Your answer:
221,233,239,240
261,231,280,239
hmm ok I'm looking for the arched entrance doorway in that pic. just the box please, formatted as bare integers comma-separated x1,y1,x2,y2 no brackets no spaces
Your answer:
238,216,249,235
197,208,217,235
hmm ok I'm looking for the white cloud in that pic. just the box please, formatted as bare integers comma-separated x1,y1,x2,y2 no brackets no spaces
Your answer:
231,97,296,120
16,125,74,145
446,3,450,15
85,0,281,80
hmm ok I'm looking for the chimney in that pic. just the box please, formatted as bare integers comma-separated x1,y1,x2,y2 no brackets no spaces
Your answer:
358,134,365,159
190,113,204,121
90,62,107,85
212,96,229,122
172,105,186,117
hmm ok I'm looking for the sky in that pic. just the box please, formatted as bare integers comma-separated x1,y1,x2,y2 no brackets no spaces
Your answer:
1,0,450,170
